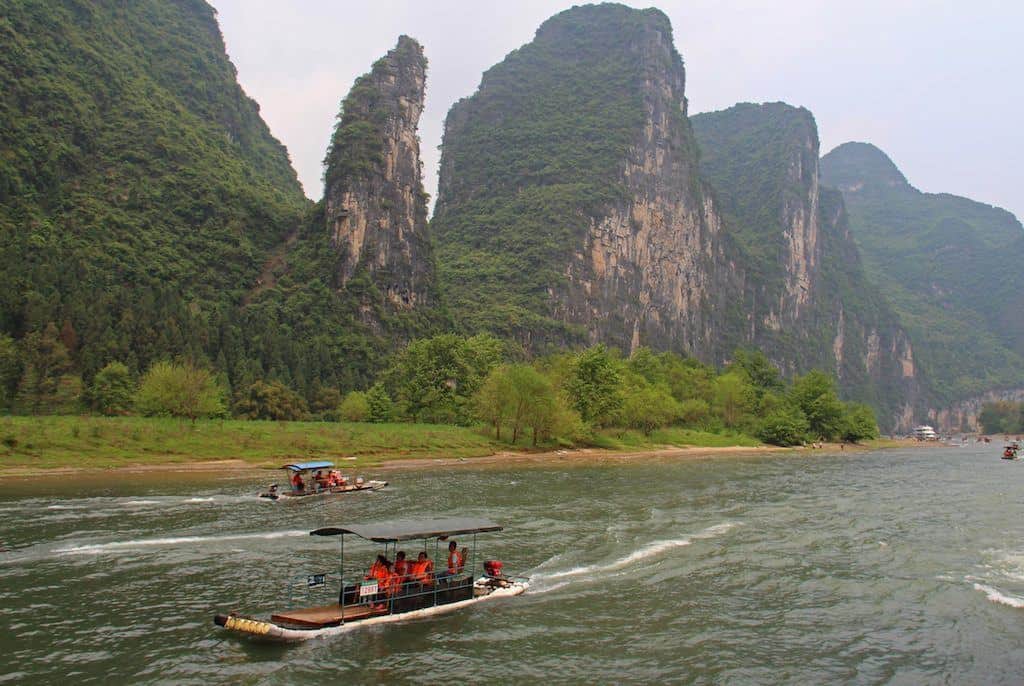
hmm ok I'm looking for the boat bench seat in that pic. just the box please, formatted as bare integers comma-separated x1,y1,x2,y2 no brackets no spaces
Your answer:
270,603,384,628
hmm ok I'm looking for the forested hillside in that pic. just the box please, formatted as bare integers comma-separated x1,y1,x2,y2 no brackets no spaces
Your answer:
821,142,1024,405
0,0,307,406
692,103,923,428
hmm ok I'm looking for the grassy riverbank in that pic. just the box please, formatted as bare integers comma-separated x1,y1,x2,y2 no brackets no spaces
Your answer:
0,416,770,471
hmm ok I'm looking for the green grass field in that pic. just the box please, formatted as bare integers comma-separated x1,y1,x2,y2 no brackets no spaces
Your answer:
0,416,767,471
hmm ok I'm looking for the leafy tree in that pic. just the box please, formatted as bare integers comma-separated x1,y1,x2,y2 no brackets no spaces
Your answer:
89,361,135,416
713,371,755,428
505,364,553,445
620,383,681,435
135,360,225,421
790,370,846,440
0,334,21,411
678,397,712,428
565,345,623,426
365,383,394,423
978,401,1021,434
339,391,370,422
234,380,308,421
310,385,343,421
840,402,879,442
757,403,809,446
474,365,514,440
17,323,72,413
730,349,784,399
385,333,504,423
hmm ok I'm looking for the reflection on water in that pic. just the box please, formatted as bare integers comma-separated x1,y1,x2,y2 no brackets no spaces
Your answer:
2,444,1024,683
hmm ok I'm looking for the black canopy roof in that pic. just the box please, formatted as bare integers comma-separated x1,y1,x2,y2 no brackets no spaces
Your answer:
309,517,503,542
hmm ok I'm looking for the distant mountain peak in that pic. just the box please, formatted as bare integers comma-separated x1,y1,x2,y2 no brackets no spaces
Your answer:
821,142,909,193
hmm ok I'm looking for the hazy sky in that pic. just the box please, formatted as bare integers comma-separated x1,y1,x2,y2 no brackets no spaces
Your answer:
211,1,1023,220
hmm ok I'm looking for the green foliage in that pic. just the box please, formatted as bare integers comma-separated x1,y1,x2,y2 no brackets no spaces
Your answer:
0,334,22,411
619,383,682,436
713,371,756,429
822,142,1024,404
365,383,394,423
89,361,134,416
789,371,846,440
383,333,504,423
234,380,308,421
474,365,515,440
339,391,370,422
757,402,810,447
840,402,880,442
16,322,72,413
565,345,623,426
978,401,1024,434
135,360,225,421
432,6,673,339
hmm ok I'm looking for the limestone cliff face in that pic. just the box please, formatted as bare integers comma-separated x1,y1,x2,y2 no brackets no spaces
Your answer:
929,388,1024,433
692,104,924,431
323,36,434,311
554,14,737,358
433,5,739,357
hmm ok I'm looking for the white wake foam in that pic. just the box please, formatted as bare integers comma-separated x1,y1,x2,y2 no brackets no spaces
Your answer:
55,529,307,555
541,522,739,581
973,583,1024,608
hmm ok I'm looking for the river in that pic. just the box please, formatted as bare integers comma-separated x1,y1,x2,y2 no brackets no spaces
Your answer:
1,443,1022,684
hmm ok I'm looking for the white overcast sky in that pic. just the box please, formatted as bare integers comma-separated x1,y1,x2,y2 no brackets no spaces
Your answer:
211,1,1023,221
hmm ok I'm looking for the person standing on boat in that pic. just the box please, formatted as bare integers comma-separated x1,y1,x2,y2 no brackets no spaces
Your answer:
291,471,305,493
437,541,460,581
393,551,409,594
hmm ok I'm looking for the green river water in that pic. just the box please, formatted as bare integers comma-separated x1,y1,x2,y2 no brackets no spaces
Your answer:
2,443,1023,684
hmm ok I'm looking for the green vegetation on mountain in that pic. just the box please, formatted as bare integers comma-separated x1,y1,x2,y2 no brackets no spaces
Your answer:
822,142,1024,403
692,104,921,425
978,401,1024,434
0,0,308,393
432,4,670,343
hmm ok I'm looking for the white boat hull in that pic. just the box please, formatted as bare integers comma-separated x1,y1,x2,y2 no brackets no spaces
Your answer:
216,578,528,642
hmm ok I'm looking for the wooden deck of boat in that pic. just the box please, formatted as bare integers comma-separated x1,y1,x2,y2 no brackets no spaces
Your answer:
270,603,383,628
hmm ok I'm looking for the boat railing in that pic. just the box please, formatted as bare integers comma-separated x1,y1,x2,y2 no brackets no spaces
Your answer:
337,572,481,621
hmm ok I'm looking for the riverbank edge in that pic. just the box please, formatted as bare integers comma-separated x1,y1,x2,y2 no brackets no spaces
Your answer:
0,438,931,480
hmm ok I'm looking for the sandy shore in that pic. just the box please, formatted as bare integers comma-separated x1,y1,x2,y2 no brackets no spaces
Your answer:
0,439,931,481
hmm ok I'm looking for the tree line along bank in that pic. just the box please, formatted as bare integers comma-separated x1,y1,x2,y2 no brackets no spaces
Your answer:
0,324,879,448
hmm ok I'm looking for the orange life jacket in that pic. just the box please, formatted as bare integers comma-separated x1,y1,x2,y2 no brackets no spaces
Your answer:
448,550,460,574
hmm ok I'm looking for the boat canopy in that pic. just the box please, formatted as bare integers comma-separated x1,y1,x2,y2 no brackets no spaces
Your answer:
310,517,503,542
282,461,334,472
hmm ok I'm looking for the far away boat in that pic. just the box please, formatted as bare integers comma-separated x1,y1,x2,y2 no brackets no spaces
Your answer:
259,461,387,501
1002,443,1020,460
213,517,528,641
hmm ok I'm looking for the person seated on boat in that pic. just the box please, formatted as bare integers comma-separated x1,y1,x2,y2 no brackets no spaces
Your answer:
327,470,342,487
409,551,434,588
290,471,305,493
458,547,469,574
393,551,409,591
366,555,393,608
314,470,330,491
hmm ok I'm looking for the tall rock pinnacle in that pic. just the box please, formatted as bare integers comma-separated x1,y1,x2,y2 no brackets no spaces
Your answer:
322,35,433,310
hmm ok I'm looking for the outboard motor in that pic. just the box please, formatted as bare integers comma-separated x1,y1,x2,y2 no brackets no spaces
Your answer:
483,560,510,588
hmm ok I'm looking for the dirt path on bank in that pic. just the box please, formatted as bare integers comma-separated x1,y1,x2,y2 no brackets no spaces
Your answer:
0,440,932,481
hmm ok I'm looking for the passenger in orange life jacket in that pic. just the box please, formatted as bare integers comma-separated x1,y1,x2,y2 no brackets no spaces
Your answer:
290,471,305,493
409,552,434,587
393,551,409,591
